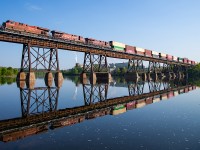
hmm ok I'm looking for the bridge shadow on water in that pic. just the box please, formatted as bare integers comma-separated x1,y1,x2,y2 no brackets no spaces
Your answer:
0,76,198,143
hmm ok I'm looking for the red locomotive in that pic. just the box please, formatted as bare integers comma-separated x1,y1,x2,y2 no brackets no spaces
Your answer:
51,30,85,43
2,20,49,36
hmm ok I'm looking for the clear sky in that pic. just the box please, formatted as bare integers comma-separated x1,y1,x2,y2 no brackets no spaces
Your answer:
0,0,200,69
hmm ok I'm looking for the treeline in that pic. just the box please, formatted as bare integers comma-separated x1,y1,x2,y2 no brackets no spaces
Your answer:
0,67,18,77
188,63,200,78
0,77,16,85
111,67,127,76
62,66,83,75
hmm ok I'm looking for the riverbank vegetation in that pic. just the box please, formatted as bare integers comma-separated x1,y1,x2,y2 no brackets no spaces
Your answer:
188,63,200,78
61,66,83,76
0,67,18,77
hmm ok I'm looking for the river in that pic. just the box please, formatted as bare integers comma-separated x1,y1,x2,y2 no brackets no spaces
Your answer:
0,76,200,150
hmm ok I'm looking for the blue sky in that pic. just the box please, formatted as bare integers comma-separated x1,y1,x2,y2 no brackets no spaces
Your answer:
0,0,200,69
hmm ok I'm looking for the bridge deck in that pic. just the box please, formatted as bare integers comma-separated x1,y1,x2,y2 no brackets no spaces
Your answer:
0,30,192,66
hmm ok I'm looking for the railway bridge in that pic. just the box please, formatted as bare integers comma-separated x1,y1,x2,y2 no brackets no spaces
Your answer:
0,30,193,82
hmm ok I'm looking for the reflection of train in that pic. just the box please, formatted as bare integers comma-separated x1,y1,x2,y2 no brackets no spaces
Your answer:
1,20,196,65
50,115,85,129
111,85,197,113
1,125,48,142
50,108,111,129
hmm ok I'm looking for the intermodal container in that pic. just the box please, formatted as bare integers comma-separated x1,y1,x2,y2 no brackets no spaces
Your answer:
112,107,126,115
112,46,124,51
153,95,160,103
191,61,195,65
146,97,153,104
174,90,179,96
136,51,145,55
152,54,159,58
136,47,145,52
184,87,189,93
179,89,184,94
178,57,184,62
189,86,193,91
161,93,168,100
152,51,159,55
110,41,125,48
183,58,188,63
167,91,174,98
145,49,152,57
173,56,178,61
125,45,136,54
159,53,167,59
167,54,173,61
126,101,136,110
136,47,145,55
136,99,146,108
187,60,192,64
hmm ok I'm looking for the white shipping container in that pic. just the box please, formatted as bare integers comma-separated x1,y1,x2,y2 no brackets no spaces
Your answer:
174,91,179,96
136,47,145,52
136,102,146,108
160,53,167,57
111,41,125,48
162,96,168,100
152,51,159,55
153,98,160,103
179,89,184,94
173,56,178,61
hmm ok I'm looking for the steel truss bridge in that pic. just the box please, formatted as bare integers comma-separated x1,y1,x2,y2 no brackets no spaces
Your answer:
0,79,195,142
0,30,194,82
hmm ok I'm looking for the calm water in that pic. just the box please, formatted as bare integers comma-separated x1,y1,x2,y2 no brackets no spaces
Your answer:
0,77,200,150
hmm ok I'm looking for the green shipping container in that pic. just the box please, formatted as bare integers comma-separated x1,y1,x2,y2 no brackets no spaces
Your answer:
112,46,124,51
113,104,125,110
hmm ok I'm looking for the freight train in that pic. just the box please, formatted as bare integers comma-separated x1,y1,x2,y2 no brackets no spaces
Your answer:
0,20,196,65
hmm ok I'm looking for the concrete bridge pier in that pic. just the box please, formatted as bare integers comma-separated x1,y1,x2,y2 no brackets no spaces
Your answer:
26,79,36,89
17,72,26,81
54,72,63,82
81,72,111,85
26,72,36,82
16,80,26,89
45,72,53,87
80,73,88,85
90,72,97,85
80,72,97,85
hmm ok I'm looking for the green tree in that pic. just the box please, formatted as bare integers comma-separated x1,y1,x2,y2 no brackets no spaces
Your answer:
1,68,7,76
73,68,79,74
116,68,121,75
121,67,127,74
13,69,18,75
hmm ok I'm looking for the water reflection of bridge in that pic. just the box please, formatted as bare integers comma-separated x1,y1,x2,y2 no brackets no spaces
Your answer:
0,79,196,142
